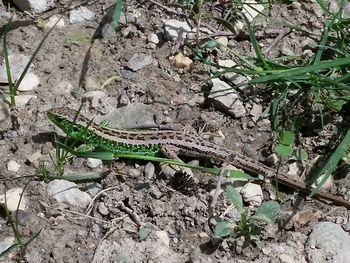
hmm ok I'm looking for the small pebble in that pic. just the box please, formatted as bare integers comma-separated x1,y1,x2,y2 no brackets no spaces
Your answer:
26,151,41,165
144,162,155,180
44,15,65,29
279,253,294,263
98,202,109,216
147,33,159,44
0,188,27,211
86,158,103,168
7,160,20,172
17,72,40,91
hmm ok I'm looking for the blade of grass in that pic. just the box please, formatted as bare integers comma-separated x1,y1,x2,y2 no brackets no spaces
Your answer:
2,16,14,106
245,57,350,86
111,0,123,31
309,127,350,197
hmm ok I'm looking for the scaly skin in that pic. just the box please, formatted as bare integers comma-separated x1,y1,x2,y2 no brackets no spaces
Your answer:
47,107,350,208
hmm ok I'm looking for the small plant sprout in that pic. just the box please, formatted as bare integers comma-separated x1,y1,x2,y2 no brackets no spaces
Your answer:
214,185,280,247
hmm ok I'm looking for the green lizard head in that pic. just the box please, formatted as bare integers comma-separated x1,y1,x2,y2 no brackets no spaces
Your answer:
47,107,93,140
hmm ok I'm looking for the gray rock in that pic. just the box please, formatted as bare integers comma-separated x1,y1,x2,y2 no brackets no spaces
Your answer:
46,179,92,209
120,69,135,79
0,53,30,82
86,182,103,198
0,236,15,255
306,222,350,263
13,0,55,13
208,78,246,118
144,162,155,180
249,103,263,122
126,54,153,71
218,59,236,79
98,202,109,216
95,103,158,129
164,19,192,41
69,7,95,23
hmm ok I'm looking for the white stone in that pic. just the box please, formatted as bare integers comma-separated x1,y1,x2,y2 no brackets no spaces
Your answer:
0,236,15,255
0,188,27,211
250,103,263,122
218,59,236,79
307,222,350,263
7,160,20,172
44,15,65,29
13,95,37,107
13,0,55,14
209,78,246,118
216,37,228,47
69,7,95,23
240,183,263,207
17,72,40,91
242,0,264,22
87,158,102,168
148,33,159,44
155,231,170,247
279,253,295,263
46,179,92,209
164,19,192,41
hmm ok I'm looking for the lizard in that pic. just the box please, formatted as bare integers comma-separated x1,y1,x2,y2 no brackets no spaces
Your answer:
47,107,350,208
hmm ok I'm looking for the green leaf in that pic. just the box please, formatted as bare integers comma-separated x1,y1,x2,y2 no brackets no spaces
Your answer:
309,127,350,197
275,144,293,157
279,130,295,146
214,221,234,237
204,40,219,49
139,226,150,240
252,201,280,224
225,169,258,181
225,185,244,214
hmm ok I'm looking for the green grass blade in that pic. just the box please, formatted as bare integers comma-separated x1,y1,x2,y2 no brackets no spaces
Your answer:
309,127,350,197
111,0,123,31
55,142,257,180
2,16,14,105
246,57,350,86
242,13,268,69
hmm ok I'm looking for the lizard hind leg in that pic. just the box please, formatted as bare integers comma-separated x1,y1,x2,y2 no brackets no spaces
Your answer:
160,145,182,161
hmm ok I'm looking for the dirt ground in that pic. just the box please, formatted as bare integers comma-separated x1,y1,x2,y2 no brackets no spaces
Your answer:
0,1,350,262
